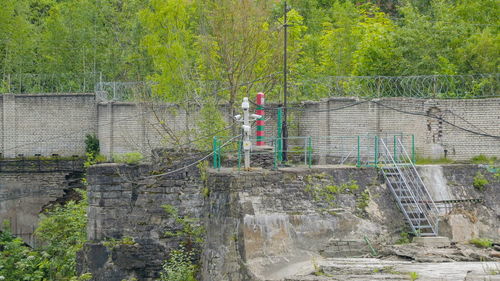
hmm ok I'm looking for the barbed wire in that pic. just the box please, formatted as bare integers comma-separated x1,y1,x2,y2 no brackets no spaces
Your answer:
288,73,499,99
1,72,499,100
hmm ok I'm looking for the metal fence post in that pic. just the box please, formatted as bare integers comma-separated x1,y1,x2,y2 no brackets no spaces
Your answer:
412,134,416,164
217,138,221,171
273,138,277,169
276,108,283,163
308,136,312,168
393,135,397,163
374,136,379,166
357,136,361,167
213,136,217,168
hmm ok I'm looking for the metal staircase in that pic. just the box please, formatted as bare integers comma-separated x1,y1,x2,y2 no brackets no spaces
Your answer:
378,137,439,236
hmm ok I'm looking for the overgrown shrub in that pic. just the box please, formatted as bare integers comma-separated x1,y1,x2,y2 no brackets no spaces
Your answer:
84,134,100,156
0,190,91,281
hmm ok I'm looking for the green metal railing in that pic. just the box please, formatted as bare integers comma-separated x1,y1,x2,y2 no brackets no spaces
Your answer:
212,134,415,170
355,134,415,167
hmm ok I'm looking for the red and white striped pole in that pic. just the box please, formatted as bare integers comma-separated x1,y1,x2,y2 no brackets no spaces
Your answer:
256,92,265,146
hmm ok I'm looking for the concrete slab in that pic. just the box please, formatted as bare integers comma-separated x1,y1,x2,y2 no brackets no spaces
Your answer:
413,236,451,247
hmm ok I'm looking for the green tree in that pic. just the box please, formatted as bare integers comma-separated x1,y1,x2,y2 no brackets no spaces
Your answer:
35,190,89,280
0,0,38,90
0,190,90,280
140,0,199,103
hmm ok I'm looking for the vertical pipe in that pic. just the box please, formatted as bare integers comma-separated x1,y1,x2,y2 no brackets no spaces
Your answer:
374,135,379,166
213,136,217,168
412,134,416,164
277,108,283,163
256,93,265,146
273,139,277,169
217,138,221,171
308,136,312,168
357,136,361,167
394,135,397,163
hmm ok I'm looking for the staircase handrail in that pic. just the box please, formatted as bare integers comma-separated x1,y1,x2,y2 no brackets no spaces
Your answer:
395,138,440,231
379,139,428,233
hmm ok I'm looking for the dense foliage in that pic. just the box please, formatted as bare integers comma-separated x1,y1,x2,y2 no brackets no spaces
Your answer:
0,190,91,281
0,0,498,101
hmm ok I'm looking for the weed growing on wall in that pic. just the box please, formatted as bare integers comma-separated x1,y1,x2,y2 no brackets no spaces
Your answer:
355,189,370,217
159,245,197,281
113,152,144,164
159,205,205,281
471,155,498,165
304,173,359,210
473,172,489,191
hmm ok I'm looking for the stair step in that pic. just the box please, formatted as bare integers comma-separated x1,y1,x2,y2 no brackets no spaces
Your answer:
389,180,405,184
407,212,426,217
414,225,432,229
410,218,429,222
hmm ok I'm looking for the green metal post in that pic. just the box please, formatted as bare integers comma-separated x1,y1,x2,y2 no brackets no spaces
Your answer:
307,136,312,168
217,138,221,171
411,134,416,164
357,136,361,167
277,108,283,163
273,138,277,169
219,138,222,170
393,135,397,163
374,136,379,166
213,136,217,168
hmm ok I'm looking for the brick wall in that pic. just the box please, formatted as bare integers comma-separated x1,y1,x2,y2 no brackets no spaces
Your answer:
298,98,499,160
0,94,96,158
1,94,498,160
